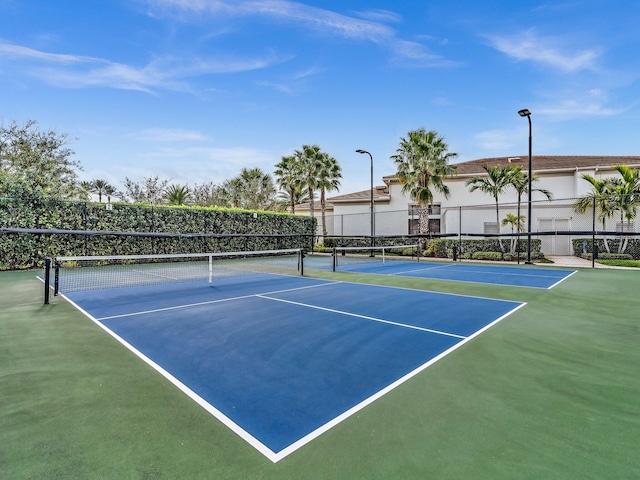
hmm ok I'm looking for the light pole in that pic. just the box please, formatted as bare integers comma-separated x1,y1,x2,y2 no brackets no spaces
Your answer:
518,108,533,264
356,149,374,254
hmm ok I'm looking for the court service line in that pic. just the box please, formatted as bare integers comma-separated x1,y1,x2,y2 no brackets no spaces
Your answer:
96,281,343,321
132,269,179,280
389,264,455,276
256,294,466,339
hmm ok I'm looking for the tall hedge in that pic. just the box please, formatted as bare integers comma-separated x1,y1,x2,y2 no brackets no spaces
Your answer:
0,197,316,270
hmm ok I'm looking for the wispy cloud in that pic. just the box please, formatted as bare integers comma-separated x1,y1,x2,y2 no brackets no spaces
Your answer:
474,129,518,151
133,128,209,142
488,28,601,72
0,41,285,92
148,0,456,68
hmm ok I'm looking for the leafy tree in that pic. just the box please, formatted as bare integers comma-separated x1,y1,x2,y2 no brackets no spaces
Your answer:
165,184,191,205
391,128,457,248
78,180,94,201
0,119,81,199
274,154,304,213
220,168,278,210
466,164,517,253
104,183,117,203
190,181,227,207
119,176,170,204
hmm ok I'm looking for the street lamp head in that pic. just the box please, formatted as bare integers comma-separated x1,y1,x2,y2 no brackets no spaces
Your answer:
518,108,531,117
355,149,368,154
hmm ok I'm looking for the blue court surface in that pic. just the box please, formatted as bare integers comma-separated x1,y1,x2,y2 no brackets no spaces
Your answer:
327,260,576,289
64,274,525,462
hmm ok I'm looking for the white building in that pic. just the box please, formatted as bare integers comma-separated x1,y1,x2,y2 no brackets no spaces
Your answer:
299,155,640,256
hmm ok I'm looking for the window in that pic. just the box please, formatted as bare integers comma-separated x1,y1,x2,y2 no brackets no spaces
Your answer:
408,218,441,234
408,204,441,216
484,222,499,234
616,221,636,232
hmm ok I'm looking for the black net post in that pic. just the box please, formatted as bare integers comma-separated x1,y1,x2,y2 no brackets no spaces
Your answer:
54,260,60,296
299,249,305,276
332,247,337,272
44,258,51,305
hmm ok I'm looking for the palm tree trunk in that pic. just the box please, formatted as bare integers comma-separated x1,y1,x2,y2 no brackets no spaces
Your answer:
320,187,327,238
495,200,504,253
289,186,296,213
418,206,429,251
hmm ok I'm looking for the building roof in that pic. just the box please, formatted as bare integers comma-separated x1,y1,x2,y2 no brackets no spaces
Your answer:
382,155,640,181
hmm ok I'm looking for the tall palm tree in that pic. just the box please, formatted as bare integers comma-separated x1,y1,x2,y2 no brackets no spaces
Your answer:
466,164,516,253
295,144,324,221
316,153,342,237
165,184,191,205
391,128,457,249
274,155,304,213
104,184,117,203
508,166,552,251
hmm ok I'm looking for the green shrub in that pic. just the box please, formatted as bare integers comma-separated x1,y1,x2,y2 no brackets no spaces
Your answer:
597,253,633,260
471,251,503,261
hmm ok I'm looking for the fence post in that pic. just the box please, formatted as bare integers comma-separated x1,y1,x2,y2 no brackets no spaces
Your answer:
592,196,596,269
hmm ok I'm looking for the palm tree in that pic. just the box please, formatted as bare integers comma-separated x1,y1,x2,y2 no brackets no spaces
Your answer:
508,166,552,254
502,213,525,254
610,165,640,253
91,179,111,203
274,155,304,213
104,184,117,203
391,128,457,249
573,175,621,253
78,180,93,201
165,184,191,205
295,144,324,221
466,164,517,254
316,152,342,237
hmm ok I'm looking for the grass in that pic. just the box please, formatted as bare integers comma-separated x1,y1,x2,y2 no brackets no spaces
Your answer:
596,258,640,268
1,267,639,479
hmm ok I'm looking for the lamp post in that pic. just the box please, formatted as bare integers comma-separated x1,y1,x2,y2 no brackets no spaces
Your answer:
356,149,374,254
518,108,533,264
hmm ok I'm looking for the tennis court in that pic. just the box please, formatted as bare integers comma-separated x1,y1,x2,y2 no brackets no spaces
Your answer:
322,246,576,288
53,252,524,463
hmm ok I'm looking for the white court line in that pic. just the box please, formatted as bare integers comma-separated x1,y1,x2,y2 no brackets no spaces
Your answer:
96,281,343,321
546,269,578,289
256,294,466,339
131,269,179,280
55,276,526,463
390,264,456,276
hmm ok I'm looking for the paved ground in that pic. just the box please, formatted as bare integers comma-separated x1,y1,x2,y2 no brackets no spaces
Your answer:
544,255,599,268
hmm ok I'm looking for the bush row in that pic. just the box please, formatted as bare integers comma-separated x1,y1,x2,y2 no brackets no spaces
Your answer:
0,197,316,270
572,238,640,259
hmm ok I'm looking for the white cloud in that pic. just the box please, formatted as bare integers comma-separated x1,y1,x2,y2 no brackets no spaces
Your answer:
0,41,285,92
474,129,517,151
488,29,601,72
148,0,455,67
133,128,209,142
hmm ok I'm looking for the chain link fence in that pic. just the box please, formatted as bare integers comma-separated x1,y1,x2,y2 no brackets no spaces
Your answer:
317,196,640,260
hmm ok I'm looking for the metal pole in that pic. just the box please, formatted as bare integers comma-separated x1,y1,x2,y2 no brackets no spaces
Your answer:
518,109,533,264
356,149,374,256
527,115,532,264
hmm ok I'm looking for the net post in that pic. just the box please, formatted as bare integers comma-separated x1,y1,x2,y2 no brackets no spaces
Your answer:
332,247,337,272
54,260,60,296
44,258,51,305
208,254,213,285
382,246,386,265
299,249,304,276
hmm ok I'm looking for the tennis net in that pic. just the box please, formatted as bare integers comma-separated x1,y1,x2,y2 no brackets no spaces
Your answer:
50,248,304,294
332,244,419,271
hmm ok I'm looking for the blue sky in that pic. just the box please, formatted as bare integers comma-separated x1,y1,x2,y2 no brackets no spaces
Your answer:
1,0,639,196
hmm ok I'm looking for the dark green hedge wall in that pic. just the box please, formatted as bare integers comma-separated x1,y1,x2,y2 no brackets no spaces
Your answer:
0,198,316,270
